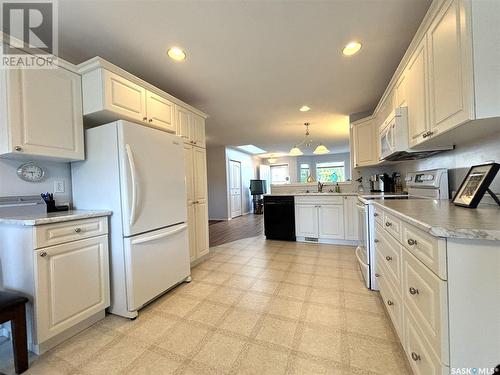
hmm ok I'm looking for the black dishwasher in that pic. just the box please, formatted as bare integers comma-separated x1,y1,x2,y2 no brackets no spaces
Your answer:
263,195,296,241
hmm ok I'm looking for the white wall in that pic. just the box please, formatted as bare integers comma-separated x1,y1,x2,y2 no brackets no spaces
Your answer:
206,146,228,220
0,159,72,204
225,148,260,217
356,132,500,200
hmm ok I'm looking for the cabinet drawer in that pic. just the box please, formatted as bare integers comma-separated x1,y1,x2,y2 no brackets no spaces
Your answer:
377,270,403,341
402,222,447,280
295,196,344,205
404,307,449,375
383,212,402,241
375,224,403,287
34,217,108,249
402,251,449,364
373,205,384,227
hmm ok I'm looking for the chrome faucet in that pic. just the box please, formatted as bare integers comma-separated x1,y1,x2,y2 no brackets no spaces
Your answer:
317,181,324,193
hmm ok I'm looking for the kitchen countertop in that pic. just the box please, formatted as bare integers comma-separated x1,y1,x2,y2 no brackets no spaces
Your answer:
0,210,112,226
373,199,500,241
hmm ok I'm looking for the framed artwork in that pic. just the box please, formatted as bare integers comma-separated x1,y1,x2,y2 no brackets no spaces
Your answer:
452,163,500,208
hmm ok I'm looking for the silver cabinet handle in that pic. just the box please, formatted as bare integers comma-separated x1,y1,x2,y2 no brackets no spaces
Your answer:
409,287,419,295
411,352,421,361
387,300,394,306
385,256,392,261
40,251,47,257
148,119,153,123
142,116,147,121
74,228,82,233
14,146,23,151
375,273,380,278
374,213,378,217
374,239,379,243
385,222,392,227
407,238,417,246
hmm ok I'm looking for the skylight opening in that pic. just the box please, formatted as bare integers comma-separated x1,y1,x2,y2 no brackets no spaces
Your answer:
236,145,267,154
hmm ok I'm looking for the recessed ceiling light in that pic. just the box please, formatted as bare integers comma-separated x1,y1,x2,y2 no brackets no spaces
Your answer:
167,47,186,61
299,105,311,112
342,41,362,56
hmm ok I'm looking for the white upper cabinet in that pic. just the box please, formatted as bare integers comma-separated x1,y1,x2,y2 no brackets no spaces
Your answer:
372,0,500,149
406,38,430,148
175,106,206,148
103,70,147,123
191,113,206,148
395,71,408,108
0,64,84,161
146,91,175,132
352,116,378,167
176,105,192,143
79,58,207,134
427,0,473,135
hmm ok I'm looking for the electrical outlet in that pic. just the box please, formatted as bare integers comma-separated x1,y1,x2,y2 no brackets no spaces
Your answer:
54,180,65,193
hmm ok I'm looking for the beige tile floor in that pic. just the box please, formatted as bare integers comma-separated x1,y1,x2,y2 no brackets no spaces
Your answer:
0,237,411,375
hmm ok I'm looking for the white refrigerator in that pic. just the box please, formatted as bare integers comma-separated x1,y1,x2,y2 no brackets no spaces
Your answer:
72,120,190,318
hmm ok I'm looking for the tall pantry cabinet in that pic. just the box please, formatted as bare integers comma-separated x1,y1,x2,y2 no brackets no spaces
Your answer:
177,106,209,263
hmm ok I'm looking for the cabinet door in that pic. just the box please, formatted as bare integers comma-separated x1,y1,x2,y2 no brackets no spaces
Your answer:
103,70,146,123
193,147,208,203
4,66,84,161
318,205,345,240
187,203,197,262
191,114,206,148
183,144,195,204
195,201,209,259
343,196,359,241
428,0,473,134
353,117,378,167
146,91,175,133
407,38,430,147
34,236,110,343
295,204,318,238
395,71,408,108
176,105,192,143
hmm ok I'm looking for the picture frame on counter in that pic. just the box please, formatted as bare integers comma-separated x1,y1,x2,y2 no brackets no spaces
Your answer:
452,162,500,208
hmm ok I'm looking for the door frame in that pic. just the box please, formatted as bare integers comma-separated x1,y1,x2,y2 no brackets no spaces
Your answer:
228,159,243,219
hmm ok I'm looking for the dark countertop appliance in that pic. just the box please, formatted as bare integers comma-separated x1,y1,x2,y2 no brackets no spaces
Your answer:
263,195,296,241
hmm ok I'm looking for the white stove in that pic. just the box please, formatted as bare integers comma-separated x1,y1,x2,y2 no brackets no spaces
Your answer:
356,169,448,290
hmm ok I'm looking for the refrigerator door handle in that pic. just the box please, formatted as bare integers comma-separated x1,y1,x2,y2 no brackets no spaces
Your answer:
131,224,187,245
125,144,139,226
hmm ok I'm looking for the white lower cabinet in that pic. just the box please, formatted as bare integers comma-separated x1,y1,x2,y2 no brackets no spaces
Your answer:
35,236,110,343
343,196,359,241
295,204,319,238
295,196,350,243
184,143,209,263
374,205,500,373
0,216,110,354
318,205,344,240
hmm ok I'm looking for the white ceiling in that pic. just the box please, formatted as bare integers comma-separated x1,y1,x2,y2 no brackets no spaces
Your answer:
58,0,431,155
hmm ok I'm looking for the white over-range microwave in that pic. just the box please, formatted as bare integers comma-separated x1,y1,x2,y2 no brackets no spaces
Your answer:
379,107,450,161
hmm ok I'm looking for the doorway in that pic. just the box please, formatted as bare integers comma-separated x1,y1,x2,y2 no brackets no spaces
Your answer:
229,160,242,219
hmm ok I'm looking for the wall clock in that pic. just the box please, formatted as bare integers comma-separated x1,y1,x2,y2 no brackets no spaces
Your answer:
17,161,45,182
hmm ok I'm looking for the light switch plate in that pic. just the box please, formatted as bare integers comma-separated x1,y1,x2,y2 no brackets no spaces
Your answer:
54,180,65,193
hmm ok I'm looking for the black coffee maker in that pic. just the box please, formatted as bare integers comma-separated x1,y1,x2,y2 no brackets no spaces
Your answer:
380,173,396,193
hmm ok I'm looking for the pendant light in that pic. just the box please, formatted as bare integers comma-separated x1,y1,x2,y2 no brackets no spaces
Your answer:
313,144,330,155
289,146,303,156
289,122,329,156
